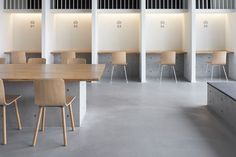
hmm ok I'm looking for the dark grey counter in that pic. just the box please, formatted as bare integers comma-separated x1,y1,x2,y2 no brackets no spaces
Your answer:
208,82,236,101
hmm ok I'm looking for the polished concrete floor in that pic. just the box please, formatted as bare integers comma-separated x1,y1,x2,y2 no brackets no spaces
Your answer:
1,81,236,157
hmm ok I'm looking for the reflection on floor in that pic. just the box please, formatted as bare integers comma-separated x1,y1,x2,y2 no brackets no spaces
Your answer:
1,81,236,157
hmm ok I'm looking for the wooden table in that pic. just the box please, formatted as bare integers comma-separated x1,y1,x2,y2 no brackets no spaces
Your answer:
51,50,91,54
98,50,140,54
146,50,187,54
0,64,105,126
196,50,234,54
4,51,41,54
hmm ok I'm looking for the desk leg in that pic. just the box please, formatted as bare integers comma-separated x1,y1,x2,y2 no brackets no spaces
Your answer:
77,81,87,126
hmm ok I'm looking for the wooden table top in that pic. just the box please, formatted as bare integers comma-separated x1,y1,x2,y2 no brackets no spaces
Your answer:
0,64,105,81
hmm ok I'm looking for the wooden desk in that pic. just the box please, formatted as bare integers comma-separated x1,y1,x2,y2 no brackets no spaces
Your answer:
146,50,187,54
4,51,41,54
196,50,234,54
98,50,140,54
0,64,105,126
51,50,91,54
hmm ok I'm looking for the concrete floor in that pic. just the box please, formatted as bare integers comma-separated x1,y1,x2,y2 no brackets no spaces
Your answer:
1,81,236,157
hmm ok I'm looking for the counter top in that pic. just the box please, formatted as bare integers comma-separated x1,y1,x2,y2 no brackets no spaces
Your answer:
197,50,234,54
208,82,236,101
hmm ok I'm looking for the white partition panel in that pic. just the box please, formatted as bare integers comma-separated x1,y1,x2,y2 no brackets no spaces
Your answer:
0,3,12,57
146,14,184,51
12,13,41,51
196,14,226,50
97,13,140,51
54,14,91,51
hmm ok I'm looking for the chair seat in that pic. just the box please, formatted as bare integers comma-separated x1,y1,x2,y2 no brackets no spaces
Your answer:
65,96,76,106
157,61,175,65
207,61,226,65
5,95,21,105
112,62,127,65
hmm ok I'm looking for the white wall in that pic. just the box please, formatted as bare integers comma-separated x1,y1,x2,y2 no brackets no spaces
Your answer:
12,13,41,51
226,13,236,51
196,14,226,50
97,13,140,51
146,14,184,51
0,2,12,57
54,14,91,51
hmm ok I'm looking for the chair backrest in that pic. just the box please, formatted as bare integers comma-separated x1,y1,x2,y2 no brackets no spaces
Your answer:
160,51,176,65
61,52,76,64
212,51,227,65
28,58,46,64
67,58,86,64
112,51,127,65
11,51,26,64
0,79,6,105
0,58,5,64
34,79,66,106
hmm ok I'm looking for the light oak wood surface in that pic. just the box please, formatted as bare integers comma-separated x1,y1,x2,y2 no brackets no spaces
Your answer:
51,49,91,54
11,51,26,64
68,58,87,64
196,50,234,54
0,58,6,64
0,79,22,145
32,79,76,146
98,50,139,54
28,58,46,64
146,50,187,54
5,51,41,54
0,64,105,81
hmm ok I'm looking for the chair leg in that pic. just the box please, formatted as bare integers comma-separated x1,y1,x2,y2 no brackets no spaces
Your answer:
61,107,67,146
160,65,164,82
14,101,22,130
157,64,161,79
222,65,228,81
124,65,128,83
211,65,214,80
32,107,43,147
172,66,178,83
41,107,46,132
2,106,7,145
218,65,221,79
68,104,75,131
205,64,209,73
111,65,114,82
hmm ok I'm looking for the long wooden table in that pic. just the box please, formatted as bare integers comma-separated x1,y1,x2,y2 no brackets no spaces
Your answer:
0,64,105,126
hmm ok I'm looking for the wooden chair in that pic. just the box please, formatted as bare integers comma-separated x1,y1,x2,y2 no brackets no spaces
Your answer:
206,51,228,81
158,51,177,83
111,51,128,83
0,58,5,64
11,51,26,64
32,79,76,146
61,52,76,64
28,58,46,64
0,79,22,145
67,58,86,64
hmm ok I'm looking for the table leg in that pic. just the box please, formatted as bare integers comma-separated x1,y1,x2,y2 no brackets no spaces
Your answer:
77,81,87,126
